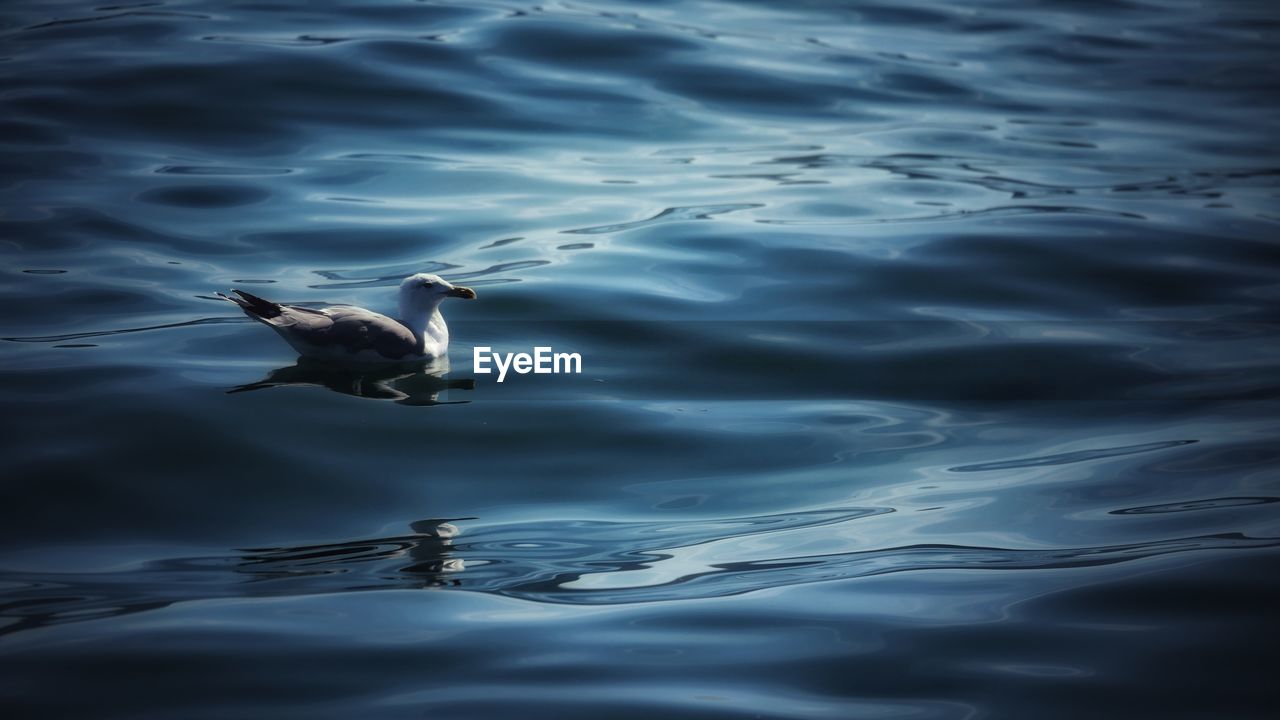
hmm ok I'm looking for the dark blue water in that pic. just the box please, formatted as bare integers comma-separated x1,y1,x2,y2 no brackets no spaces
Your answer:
3,1,1280,717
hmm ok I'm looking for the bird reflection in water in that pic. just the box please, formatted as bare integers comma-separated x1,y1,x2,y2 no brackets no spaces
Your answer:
0,519,471,637
237,518,468,588
228,357,475,405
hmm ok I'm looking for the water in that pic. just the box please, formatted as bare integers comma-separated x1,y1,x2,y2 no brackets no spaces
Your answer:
2,0,1280,717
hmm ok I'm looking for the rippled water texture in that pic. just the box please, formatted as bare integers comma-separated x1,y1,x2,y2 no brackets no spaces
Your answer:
3,1,1280,718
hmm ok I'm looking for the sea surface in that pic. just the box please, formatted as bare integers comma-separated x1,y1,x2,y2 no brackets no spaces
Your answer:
3,1,1280,717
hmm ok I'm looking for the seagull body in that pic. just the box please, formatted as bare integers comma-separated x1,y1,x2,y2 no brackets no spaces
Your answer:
219,273,476,364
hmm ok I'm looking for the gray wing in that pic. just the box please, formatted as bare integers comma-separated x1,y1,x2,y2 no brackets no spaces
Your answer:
281,305,421,360
220,289,421,360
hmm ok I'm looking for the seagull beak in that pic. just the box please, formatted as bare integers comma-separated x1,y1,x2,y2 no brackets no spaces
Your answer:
448,286,477,300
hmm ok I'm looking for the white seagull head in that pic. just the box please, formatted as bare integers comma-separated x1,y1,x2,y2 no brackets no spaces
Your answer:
399,273,477,314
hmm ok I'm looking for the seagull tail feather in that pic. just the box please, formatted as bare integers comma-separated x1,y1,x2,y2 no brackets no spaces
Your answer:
220,289,284,319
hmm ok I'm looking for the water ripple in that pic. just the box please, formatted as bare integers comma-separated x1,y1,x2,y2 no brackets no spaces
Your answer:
949,440,1198,472
1110,497,1280,516
1,316,244,344
3,512,1275,636
756,204,1148,226
562,203,764,234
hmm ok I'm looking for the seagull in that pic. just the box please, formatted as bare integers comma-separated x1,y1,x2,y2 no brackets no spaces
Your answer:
218,273,476,363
